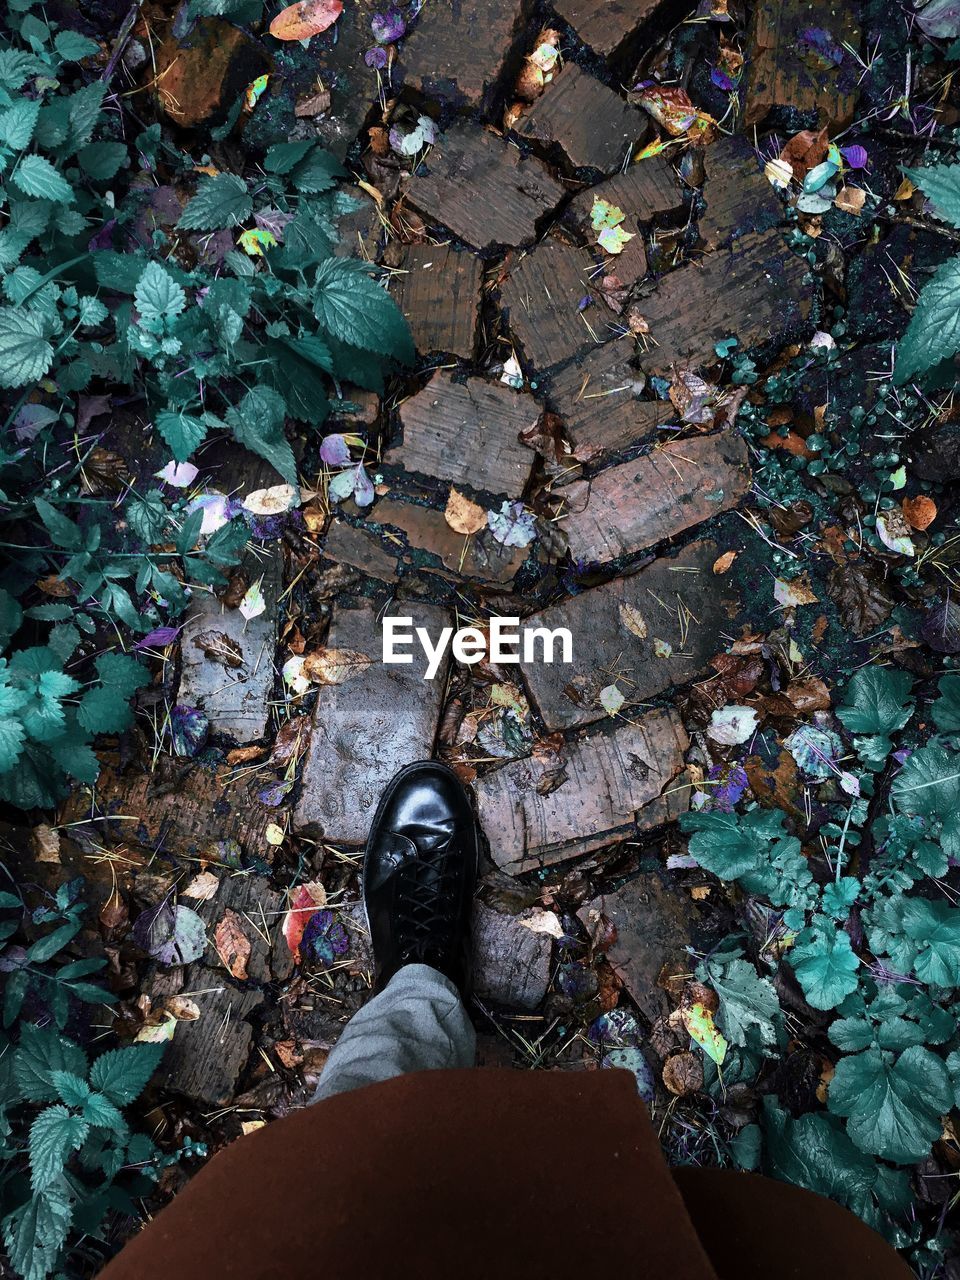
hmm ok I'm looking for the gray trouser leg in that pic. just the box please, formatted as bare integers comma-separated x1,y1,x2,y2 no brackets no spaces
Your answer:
311,963,476,1102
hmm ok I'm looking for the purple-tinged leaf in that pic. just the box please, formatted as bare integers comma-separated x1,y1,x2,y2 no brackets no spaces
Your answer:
320,433,353,465
488,501,536,548
353,463,375,507
365,45,388,68
135,626,182,651
170,705,209,757
841,144,868,169
371,6,405,41
710,67,736,91
132,901,206,966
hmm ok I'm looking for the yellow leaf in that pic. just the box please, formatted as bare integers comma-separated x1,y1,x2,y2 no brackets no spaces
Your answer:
618,602,648,640
683,1001,728,1065
444,486,487,535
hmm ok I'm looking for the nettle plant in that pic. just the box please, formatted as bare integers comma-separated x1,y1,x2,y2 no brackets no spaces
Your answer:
0,883,191,1280
893,159,960,382
680,668,960,1250
0,2,412,810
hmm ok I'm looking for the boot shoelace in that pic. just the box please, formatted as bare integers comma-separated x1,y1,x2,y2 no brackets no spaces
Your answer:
395,843,460,964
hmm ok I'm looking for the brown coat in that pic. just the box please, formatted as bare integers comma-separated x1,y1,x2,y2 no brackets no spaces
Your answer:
100,1068,913,1280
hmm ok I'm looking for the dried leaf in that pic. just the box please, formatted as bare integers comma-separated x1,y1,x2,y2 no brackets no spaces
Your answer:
773,574,818,607
283,882,328,961
31,824,60,862
834,185,865,216
269,0,342,40
301,646,373,685
618,602,648,640
444,487,487,536
214,908,251,979
517,908,564,939
182,870,220,901
662,1051,704,1096
194,630,244,669
243,484,300,515
712,551,737,575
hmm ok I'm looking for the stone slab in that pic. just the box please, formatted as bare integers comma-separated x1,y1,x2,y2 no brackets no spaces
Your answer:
544,341,674,464
387,371,538,498
373,499,527,584
405,123,564,251
294,602,453,844
322,519,400,584
157,967,262,1106
501,239,604,373
520,539,738,731
177,546,280,742
398,0,531,111
561,433,752,566
698,136,783,252
633,229,811,376
552,0,666,59
513,64,649,173
396,244,483,358
577,873,696,1023
472,902,552,1011
744,0,861,131
476,708,689,876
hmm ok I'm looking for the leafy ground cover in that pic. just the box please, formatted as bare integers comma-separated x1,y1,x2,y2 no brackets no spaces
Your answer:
3,0,960,1277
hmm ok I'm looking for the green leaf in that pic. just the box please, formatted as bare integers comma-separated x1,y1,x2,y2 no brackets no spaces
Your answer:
762,1099,881,1215
14,1025,88,1102
0,97,40,147
0,715,26,770
790,926,860,1011
135,262,186,323
290,147,345,194
156,408,207,462
223,386,297,485
313,258,414,362
48,731,99,783
894,255,960,383
903,162,960,229
0,307,54,387
29,1106,89,1192
899,897,960,986
700,955,781,1051
891,744,960,818
77,685,128,735
78,140,127,181
89,1042,164,1106
34,497,82,549
11,153,75,203
827,1046,952,1163
54,29,100,60
933,673,960,734
178,173,252,230
95,650,150,700
82,1091,125,1129
27,920,81,963
50,1070,91,1108
836,667,914,740
67,80,106,151
2,1178,73,1280
263,138,315,174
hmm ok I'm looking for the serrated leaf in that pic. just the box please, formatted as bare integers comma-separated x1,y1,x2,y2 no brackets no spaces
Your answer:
89,1042,164,1105
894,255,960,383
904,162,960,229
12,153,75,203
155,408,207,462
81,1091,126,1129
50,1070,91,1108
313,258,414,362
134,262,186,323
0,307,54,387
54,29,100,60
67,80,106,151
701,956,781,1050
29,1105,89,1191
14,1025,88,1102
178,172,252,230
827,1045,952,1163
0,97,40,148
933,672,960,734
3,1178,73,1280
223,386,296,484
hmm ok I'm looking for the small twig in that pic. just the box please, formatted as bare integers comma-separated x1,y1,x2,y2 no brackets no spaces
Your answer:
101,0,144,85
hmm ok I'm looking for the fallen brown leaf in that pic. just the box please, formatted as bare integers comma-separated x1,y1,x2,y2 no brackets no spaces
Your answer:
903,494,937,530
712,551,737,575
301,646,373,686
662,1051,704,1096
444,487,487,536
182,870,220,901
269,0,342,40
214,908,251,980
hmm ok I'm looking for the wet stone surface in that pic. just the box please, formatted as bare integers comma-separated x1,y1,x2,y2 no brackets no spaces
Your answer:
294,602,453,844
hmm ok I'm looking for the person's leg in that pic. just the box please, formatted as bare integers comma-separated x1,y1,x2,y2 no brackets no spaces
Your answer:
314,759,480,1100
312,963,476,1101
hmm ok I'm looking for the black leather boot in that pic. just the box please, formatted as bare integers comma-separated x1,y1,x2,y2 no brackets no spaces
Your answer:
363,760,479,995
